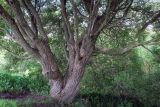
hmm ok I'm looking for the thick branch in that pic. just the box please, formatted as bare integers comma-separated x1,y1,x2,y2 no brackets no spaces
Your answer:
60,0,74,42
6,0,36,41
95,36,160,56
23,0,48,41
82,0,93,14
20,0,38,36
60,0,76,70
95,42,140,55
0,4,40,58
137,10,160,35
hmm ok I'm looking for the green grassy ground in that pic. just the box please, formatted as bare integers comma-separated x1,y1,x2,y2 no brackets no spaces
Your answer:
0,99,17,107
0,98,55,107
0,98,84,107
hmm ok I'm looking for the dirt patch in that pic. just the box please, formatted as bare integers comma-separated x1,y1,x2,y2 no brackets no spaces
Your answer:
0,92,29,99
0,92,55,107
0,92,50,101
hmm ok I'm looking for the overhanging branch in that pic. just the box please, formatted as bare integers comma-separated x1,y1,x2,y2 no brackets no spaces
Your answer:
0,4,40,58
6,0,36,41
95,35,160,56
136,10,160,36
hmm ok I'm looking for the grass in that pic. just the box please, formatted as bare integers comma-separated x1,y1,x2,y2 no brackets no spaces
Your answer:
17,98,55,107
0,97,56,107
0,99,17,107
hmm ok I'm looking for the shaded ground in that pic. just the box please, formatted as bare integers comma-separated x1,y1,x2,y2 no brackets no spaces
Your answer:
0,92,55,107
0,92,159,107
0,92,48,100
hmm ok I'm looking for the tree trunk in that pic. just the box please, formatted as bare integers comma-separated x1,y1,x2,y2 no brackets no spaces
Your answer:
36,39,87,104
48,60,86,103
49,61,85,104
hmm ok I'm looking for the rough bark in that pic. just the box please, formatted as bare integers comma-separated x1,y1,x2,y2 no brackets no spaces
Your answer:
50,62,85,103
34,37,92,104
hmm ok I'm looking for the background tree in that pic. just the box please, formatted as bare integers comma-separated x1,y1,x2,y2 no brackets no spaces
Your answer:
0,0,160,105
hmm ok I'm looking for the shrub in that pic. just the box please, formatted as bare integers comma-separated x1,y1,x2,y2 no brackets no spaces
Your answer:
0,73,29,93
26,71,49,94
0,72,49,94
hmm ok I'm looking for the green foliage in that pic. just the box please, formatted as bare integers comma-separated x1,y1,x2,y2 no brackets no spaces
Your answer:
110,48,160,106
0,20,5,36
112,69,160,107
80,46,160,107
138,72,160,106
27,71,49,94
0,73,28,93
0,72,49,94
0,100,17,107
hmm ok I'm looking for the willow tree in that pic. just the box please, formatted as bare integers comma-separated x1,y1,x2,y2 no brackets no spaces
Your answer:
0,0,160,104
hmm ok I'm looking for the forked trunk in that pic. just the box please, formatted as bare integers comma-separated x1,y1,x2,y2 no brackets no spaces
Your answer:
50,62,85,103
37,40,86,104
44,61,85,104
